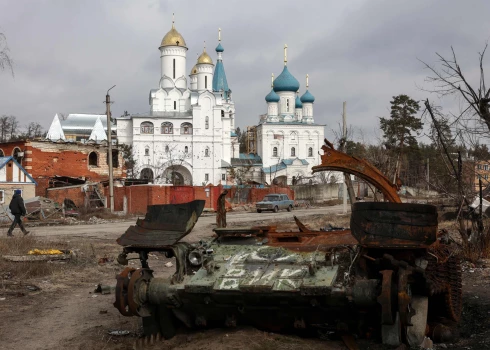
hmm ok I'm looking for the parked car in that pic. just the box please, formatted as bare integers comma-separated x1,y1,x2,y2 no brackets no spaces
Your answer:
256,194,294,213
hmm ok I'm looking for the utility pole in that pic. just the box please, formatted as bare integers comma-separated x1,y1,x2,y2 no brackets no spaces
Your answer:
342,102,347,214
105,85,116,212
427,158,429,191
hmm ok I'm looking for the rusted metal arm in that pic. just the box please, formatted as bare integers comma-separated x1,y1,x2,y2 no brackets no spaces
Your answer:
312,140,401,203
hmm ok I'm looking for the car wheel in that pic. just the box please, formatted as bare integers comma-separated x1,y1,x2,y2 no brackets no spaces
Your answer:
257,209,262,213
273,206,279,213
287,205,292,212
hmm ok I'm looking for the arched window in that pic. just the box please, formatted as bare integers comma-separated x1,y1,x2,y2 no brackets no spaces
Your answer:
205,147,209,157
308,147,313,157
12,147,22,163
185,146,188,153
291,147,296,157
161,122,173,134
88,152,98,166
273,147,278,157
221,110,224,118
229,112,232,118
174,101,177,110
145,147,150,156
173,59,176,79
205,76,208,89
205,116,209,129
140,168,154,182
181,123,193,135
165,145,169,153
0,149,4,157
140,121,154,134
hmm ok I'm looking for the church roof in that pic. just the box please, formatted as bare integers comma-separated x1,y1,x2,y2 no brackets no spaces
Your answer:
231,153,263,166
160,23,187,48
300,90,315,103
45,114,66,141
61,114,110,130
265,89,280,103
273,66,300,92
295,94,303,108
262,158,309,173
212,59,229,93
197,48,213,65
88,117,107,142
215,43,224,52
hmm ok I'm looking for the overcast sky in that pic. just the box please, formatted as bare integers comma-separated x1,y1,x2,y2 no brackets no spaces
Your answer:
1,0,489,143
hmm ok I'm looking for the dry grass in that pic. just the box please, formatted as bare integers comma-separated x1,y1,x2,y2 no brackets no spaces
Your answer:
77,207,125,221
0,233,100,281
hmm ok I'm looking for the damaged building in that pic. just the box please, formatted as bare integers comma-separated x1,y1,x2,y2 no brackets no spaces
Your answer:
0,140,125,197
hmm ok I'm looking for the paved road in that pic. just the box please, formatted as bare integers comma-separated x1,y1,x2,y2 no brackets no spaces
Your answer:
28,205,349,241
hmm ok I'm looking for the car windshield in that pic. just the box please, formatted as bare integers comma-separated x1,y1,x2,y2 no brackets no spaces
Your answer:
263,196,279,202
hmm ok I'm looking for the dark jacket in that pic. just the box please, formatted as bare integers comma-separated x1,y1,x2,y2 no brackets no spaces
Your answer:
9,194,26,216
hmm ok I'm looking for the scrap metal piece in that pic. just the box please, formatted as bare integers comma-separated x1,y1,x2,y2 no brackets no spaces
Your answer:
312,140,401,203
378,270,394,325
117,200,205,248
216,190,228,228
114,267,135,316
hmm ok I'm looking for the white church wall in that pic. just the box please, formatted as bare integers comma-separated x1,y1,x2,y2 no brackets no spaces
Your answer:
160,46,187,89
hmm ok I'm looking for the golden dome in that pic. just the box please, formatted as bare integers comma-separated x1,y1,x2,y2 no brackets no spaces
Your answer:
160,24,187,48
197,48,213,65
190,64,198,75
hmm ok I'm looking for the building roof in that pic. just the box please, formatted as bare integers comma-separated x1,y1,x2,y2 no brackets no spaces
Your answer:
61,114,110,131
262,158,309,173
45,114,66,141
215,43,224,52
130,111,193,118
231,153,263,166
160,23,187,48
221,160,232,168
265,88,280,103
88,117,107,142
0,156,37,184
197,48,213,65
273,66,300,92
300,89,315,103
295,94,303,108
212,55,229,93
230,131,237,137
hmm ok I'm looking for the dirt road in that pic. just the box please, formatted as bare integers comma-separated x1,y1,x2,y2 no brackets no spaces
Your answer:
30,205,347,241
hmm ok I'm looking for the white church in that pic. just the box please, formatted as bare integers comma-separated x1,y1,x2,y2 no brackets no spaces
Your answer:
115,21,236,185
44,19,333,186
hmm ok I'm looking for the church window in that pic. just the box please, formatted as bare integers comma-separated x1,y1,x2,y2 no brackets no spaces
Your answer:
181,123,193,135
107,150,119,168
174,101,177,110
0,149,4,157
205,116,209,129
222,174,226,181
205,147,210,157
145,148,150,156
291,147,296,157
161,122,173,134
205,76,208,89
205,173,209,182
221,110,224,118
185,146,188,153
308,147,313,157
88,152,98,166
173,59,176,79
286,99,290,112
140,121,154,134
165,145,169,153
229,112,232,118
273,147,278,157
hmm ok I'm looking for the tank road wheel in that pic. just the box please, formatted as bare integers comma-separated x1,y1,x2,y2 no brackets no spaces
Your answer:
273,206,279,213
287,205,293,212
406,296,429,347
257,209,262,213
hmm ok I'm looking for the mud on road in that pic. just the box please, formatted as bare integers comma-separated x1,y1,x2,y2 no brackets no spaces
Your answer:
0,210,489,350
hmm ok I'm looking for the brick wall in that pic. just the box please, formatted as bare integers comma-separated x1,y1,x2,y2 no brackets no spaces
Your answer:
0,140,126,196
46,185,86,208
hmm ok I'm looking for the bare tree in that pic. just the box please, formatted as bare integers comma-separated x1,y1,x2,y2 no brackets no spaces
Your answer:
8,115,18,139
0,33,14,77
0,116,10,142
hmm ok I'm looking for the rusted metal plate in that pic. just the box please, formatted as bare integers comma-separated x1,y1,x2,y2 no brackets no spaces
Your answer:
117,200,205,248
312,141,401,203
351,202,438,248
266,230,357,251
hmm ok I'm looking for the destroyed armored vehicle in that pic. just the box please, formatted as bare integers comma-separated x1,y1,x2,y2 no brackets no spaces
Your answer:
114,142,462,347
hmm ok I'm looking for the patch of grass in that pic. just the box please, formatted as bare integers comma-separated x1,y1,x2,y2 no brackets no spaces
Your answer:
0,233,99,281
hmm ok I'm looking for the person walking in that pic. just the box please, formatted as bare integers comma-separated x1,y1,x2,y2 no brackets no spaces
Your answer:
7,190,29,236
